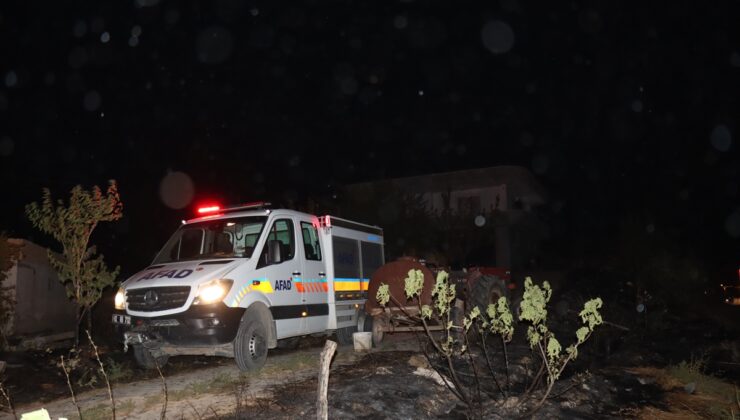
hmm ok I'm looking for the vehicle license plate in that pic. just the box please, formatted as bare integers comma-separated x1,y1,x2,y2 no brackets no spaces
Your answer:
112,314,131,325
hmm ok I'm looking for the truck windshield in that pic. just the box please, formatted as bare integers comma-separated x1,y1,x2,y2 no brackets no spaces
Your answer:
152,216,268,264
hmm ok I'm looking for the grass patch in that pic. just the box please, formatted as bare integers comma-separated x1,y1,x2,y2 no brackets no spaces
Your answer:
663,355,739,419
260,352,315,376
629,358,739,420
170,372,239,401
143,393,164,409
116,399,136,416
105,357,133,382
124,352,321,415
80,403,112,419
667,356,736,402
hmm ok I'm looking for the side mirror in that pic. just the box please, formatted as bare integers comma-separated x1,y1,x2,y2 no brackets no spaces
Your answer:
267,240,282,264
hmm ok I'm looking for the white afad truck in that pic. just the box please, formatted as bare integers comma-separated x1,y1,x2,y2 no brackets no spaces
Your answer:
112,203,384,371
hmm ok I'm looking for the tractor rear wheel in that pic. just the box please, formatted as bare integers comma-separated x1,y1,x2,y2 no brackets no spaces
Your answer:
371,315,386,346
468,275,509,314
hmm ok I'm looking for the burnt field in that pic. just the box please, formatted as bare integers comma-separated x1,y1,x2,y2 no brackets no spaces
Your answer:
2,277,738,420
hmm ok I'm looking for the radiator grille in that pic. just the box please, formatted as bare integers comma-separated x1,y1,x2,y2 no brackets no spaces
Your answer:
127,286,191,312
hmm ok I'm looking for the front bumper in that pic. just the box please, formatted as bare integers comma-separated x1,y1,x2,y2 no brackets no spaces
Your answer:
113,303,246,346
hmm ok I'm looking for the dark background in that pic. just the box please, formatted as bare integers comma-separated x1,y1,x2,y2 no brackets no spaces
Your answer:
1,0,739,281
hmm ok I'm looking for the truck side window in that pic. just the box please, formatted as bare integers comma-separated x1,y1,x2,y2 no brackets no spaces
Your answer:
242,233,259,257
300,222,322,261
361,241,383,279
257,219,295,268
333,237,359,279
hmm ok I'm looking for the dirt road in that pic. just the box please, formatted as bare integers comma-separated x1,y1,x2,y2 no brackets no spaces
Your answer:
9,337,421,420
6,324,738,419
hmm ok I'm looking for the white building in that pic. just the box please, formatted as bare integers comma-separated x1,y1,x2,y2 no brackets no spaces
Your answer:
345,166,547,268
2,239,77,348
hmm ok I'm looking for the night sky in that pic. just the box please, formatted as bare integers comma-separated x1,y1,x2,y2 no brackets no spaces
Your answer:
1,1,739,278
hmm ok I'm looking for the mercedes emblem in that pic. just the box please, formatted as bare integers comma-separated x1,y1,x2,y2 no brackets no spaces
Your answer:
143,290,159,307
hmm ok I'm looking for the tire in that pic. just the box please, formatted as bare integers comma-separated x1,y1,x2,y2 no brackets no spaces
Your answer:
336,325,357,345
337,307,364,345
469,275,509,315
361,312,373,334
510,295,523,320
450,299,466,340
371,316,385,346
234,312,269,372
132,345,169,370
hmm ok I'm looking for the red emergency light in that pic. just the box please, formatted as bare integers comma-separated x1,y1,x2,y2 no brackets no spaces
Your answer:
197,205,221,215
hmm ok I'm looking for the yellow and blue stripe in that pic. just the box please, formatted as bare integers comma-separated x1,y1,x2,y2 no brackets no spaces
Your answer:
230,277,273,306
333,277,370,291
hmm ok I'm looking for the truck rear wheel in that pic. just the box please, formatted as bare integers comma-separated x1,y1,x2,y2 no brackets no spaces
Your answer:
336,306,365,345
359,311,373,333
234,312,268,372
469,275,509,315
335,325,356,345
132,345,169,370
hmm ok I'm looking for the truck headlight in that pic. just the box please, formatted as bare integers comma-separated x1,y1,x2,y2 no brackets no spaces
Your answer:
193,279,233,305
114,288,126,310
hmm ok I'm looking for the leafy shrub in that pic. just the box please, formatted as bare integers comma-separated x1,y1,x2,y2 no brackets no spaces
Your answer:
377,270,603,417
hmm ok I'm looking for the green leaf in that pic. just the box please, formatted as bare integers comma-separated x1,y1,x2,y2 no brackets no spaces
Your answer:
431,270,453,315
403,269,424,299
566,345,578,359
527,326,540,348
579,298,604,329
376,283,390,306
547,337,562,363
465,306,480,331
519,277,549,325
421,305,432,319
576,326,589,344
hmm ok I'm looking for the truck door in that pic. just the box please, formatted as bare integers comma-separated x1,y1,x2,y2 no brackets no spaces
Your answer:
298,218,329,333
252,217,303,338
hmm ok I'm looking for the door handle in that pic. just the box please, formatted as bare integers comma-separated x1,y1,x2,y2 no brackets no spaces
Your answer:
318,271,326,277
292,271,301,276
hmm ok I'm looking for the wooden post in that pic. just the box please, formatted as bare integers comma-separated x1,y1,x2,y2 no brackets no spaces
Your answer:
317,340,338,420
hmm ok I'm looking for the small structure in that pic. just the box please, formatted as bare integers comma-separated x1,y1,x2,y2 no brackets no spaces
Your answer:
2,239,77,349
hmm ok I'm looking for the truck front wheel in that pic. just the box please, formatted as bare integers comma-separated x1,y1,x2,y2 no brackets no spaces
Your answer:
132,345,169,370
234,312,268,372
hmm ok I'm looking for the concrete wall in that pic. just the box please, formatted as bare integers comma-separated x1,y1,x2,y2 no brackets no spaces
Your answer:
4,239,77,337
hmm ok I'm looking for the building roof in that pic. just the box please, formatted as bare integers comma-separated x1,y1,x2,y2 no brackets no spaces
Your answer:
347,166,547,206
